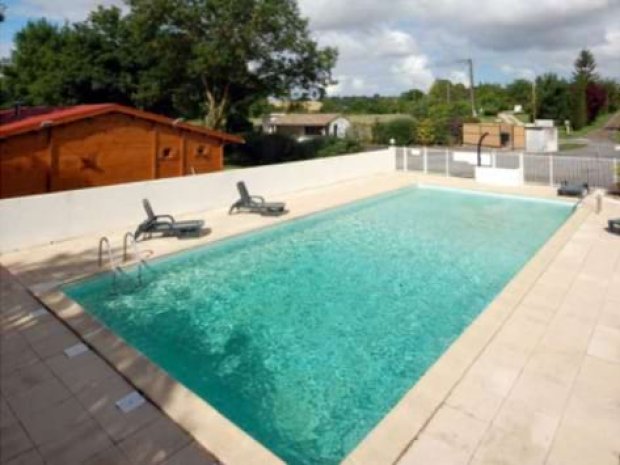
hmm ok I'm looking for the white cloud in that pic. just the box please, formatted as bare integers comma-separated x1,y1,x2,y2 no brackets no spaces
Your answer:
391,55,435,92
500,65,536,80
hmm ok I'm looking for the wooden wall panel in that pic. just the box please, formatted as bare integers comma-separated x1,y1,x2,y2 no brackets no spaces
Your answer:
53,114,154,191
0,132,50,198
156,126,183,179
184,133,223,174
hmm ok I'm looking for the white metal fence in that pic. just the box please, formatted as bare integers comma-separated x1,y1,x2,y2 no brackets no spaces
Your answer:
395,147,619,188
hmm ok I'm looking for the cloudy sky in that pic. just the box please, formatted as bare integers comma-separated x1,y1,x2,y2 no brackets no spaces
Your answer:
1,0,619,95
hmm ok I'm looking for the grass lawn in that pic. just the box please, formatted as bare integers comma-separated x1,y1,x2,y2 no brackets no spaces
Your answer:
559,142,588,151
514,113,531,124
560,112,612,138
346,114,413,124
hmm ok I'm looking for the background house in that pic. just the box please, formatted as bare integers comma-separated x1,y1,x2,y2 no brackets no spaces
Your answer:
0,104,242,199
262,113,351,140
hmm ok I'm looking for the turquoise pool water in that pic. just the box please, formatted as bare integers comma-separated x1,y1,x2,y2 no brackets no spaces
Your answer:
65,186,572,465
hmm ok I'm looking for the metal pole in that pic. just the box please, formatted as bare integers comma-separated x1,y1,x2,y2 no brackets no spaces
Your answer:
614,159,618,185
445,149,450,177
423,147,428,174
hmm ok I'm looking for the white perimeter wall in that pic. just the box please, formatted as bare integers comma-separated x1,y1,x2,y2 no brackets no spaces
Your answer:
0,149,393,253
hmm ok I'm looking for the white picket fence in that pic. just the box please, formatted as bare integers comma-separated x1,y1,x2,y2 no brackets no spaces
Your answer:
395,147,619,188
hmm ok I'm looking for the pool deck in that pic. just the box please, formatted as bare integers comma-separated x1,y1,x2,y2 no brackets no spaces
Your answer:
1,173,619,465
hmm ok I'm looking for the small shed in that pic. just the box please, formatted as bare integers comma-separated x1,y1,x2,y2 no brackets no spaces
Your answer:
0,104,242,199
262,113,351,140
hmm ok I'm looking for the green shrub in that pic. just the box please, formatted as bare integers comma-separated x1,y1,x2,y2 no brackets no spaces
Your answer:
372,117,417,145
225,133,363,166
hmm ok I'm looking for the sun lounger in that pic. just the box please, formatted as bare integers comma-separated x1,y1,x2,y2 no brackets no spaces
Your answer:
135,199,204,240
557,181,589,197
609,218,620,234
229,181,286,215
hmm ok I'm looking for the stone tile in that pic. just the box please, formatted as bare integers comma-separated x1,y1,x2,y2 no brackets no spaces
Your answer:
6,377,72,419
161,443,218,465
523,348,582,385
4,449,45,465
0,395,16,428
520,282,567,311
81,446,129,465
471,400,559,465
506,370,573,418
37,418,113,465
446,357,520,422
545,415,620,465
0,361,55,398
587,324,620,363
537,314,594,355
561,356,620,438
398,406,487,465
0,333,39,377
598,299,620,331
45,350,115,394
0,422,33,463
28,327,80,360
76,375,161,442
118,417,191,465
18,396,91,447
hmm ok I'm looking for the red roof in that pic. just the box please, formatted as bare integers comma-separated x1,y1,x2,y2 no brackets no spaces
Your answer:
0,104,243,143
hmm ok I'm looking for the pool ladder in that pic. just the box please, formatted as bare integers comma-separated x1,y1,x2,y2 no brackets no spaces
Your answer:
98,233,149,289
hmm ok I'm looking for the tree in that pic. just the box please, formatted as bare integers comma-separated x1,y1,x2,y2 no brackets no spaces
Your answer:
586,82,607,123
506,79,532,112
573,49,598,83
571,76,588,130
3,20,74,105
570,49,599,129
536,73,570,122
0,3,5,22
127,0,337,129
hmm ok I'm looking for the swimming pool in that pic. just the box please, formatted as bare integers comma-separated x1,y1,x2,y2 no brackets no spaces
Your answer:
64,186,573,465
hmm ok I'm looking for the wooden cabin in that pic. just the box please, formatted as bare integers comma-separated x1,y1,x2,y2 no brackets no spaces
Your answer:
0,104,243,199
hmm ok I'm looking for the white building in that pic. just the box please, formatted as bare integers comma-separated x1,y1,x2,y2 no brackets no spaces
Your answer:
262,113,351,140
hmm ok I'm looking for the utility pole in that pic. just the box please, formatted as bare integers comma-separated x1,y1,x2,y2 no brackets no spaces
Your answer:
466,58,477,117
531,78,537,123
431,58,476,115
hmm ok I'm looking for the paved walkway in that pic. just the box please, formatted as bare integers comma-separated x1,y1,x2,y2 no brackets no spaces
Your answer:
0,267,219,465
398,194,620,465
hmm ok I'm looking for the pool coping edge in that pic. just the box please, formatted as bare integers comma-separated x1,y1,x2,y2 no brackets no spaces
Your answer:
18,177,585,465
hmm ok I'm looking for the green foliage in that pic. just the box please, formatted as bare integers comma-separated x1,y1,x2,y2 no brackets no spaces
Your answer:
2,1,336,129
416,119,436,146
506,79,533,112
226,133,361,166
126,0,337,128
536,73,571,123
476,83,509,115
570,76,588,130
573,49,598,83
372,118,417,145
